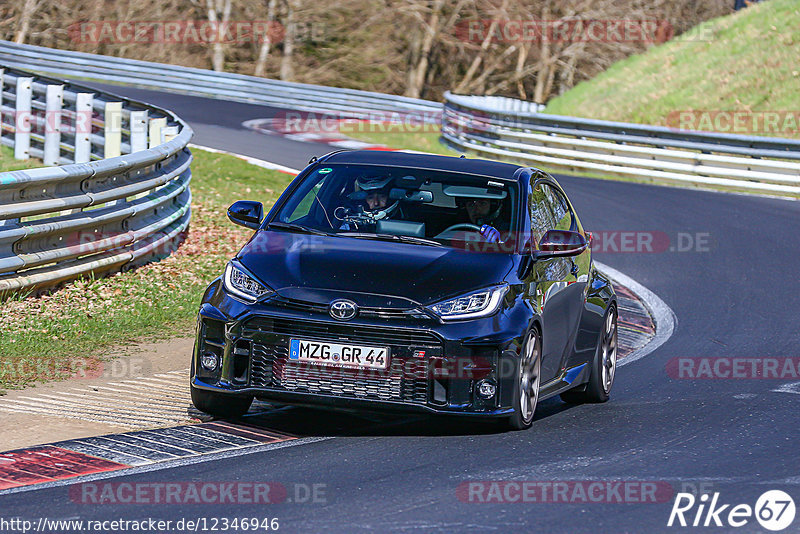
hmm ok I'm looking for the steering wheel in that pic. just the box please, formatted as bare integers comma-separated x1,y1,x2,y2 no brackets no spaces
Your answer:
441,223,482,233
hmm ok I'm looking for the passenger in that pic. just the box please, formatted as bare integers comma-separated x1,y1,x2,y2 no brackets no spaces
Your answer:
459,197,504,243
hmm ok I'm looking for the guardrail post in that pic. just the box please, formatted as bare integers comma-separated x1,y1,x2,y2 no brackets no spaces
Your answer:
44,84,64,166
162,125,179,143
104,101,122,158
129,110,148,153
148,117,166,148
14,77,33,160
0,69,19,231
74,93,93,163
0,68,4,145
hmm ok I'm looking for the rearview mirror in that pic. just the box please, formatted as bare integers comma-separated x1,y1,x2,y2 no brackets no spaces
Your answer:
534,230,588,259
227,200,264,230
389,188,434,202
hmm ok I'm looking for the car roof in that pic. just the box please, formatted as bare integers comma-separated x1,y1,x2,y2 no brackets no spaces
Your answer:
321,150,527,182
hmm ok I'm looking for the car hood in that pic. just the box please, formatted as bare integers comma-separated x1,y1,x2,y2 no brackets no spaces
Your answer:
237,230,514,309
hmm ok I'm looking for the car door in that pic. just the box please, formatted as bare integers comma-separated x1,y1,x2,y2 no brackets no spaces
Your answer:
541,183,591,373
520,179,569,384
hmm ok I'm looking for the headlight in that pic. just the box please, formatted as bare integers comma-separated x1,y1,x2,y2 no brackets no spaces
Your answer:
223,261,273,302
428,285,508,321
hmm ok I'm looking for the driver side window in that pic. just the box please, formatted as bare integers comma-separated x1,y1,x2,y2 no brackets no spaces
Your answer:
541,184,574,232
528,183,555,244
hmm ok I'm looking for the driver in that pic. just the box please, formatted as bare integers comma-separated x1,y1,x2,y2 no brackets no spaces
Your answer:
458,196,504,243
338,175,400,230
362,180,390,212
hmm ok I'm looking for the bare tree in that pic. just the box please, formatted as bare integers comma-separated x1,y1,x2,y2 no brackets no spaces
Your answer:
14,0,40,44
404,0,445,99
280,0,299,81
0,0,734,103
254,0,279,76
206,0,233,72
454,0,510,94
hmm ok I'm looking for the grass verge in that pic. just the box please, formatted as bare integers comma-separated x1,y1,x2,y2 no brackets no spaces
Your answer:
0,148,294,390
344,128,455,155
544,0,800,137
0,146,48,172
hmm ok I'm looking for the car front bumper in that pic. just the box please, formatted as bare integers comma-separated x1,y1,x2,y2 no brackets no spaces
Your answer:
191,279,532,418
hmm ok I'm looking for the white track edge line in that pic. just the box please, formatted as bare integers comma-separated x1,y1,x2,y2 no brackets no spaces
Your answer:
595,261,677,367
189,144,301,175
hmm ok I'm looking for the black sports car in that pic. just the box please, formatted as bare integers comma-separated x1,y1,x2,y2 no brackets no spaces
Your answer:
191,150,617,429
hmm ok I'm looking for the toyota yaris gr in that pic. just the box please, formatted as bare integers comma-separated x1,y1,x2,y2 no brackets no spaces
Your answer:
191,150,617,429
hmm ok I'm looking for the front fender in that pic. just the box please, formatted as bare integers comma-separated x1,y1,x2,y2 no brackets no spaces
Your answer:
573,263,616,357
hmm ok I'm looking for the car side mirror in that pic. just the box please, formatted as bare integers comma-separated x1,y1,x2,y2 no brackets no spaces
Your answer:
533,230,588,259
227,200,264,230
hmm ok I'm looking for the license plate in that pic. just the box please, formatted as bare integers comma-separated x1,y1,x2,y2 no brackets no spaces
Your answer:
288,339,390,370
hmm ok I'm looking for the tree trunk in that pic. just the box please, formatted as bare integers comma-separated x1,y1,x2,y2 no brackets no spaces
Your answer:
514,44,529,100
280,0,298,81
14,0,39,44
254,0,279,77
206,0,232,72
454,0,509,94
406,0,445,99
532,5,552,104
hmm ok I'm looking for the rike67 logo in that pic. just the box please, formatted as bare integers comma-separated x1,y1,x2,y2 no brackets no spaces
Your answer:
668,490,796,531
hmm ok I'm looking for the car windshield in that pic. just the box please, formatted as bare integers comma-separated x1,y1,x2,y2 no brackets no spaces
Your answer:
272,164,518,248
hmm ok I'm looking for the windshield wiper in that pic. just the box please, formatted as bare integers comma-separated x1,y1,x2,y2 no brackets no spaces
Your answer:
267,222,331,236
339,232,444,247
393,235,445,247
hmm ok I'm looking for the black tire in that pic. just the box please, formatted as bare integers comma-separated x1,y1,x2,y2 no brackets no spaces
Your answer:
561,304,617,404
506,328,542,430
191,386,253,418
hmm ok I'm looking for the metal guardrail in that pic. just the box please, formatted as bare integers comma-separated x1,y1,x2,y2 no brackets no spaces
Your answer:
0,40,440,119
442,93,800,196
2,39,795,296
0,65,193,294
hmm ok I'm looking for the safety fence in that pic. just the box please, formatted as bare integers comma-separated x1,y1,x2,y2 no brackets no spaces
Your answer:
0,65,192,294
3,40,799,296
442,92,800,196
0,40,439,119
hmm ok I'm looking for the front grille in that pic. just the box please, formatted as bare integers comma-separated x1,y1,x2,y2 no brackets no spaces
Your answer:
271,299,430,320
245,316,440,346
244,317,437,405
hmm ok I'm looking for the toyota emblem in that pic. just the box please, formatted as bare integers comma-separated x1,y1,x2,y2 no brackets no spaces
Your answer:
329,299,358,320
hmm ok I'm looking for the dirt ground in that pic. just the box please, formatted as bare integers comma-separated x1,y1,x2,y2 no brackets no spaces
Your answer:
0,337,195,452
